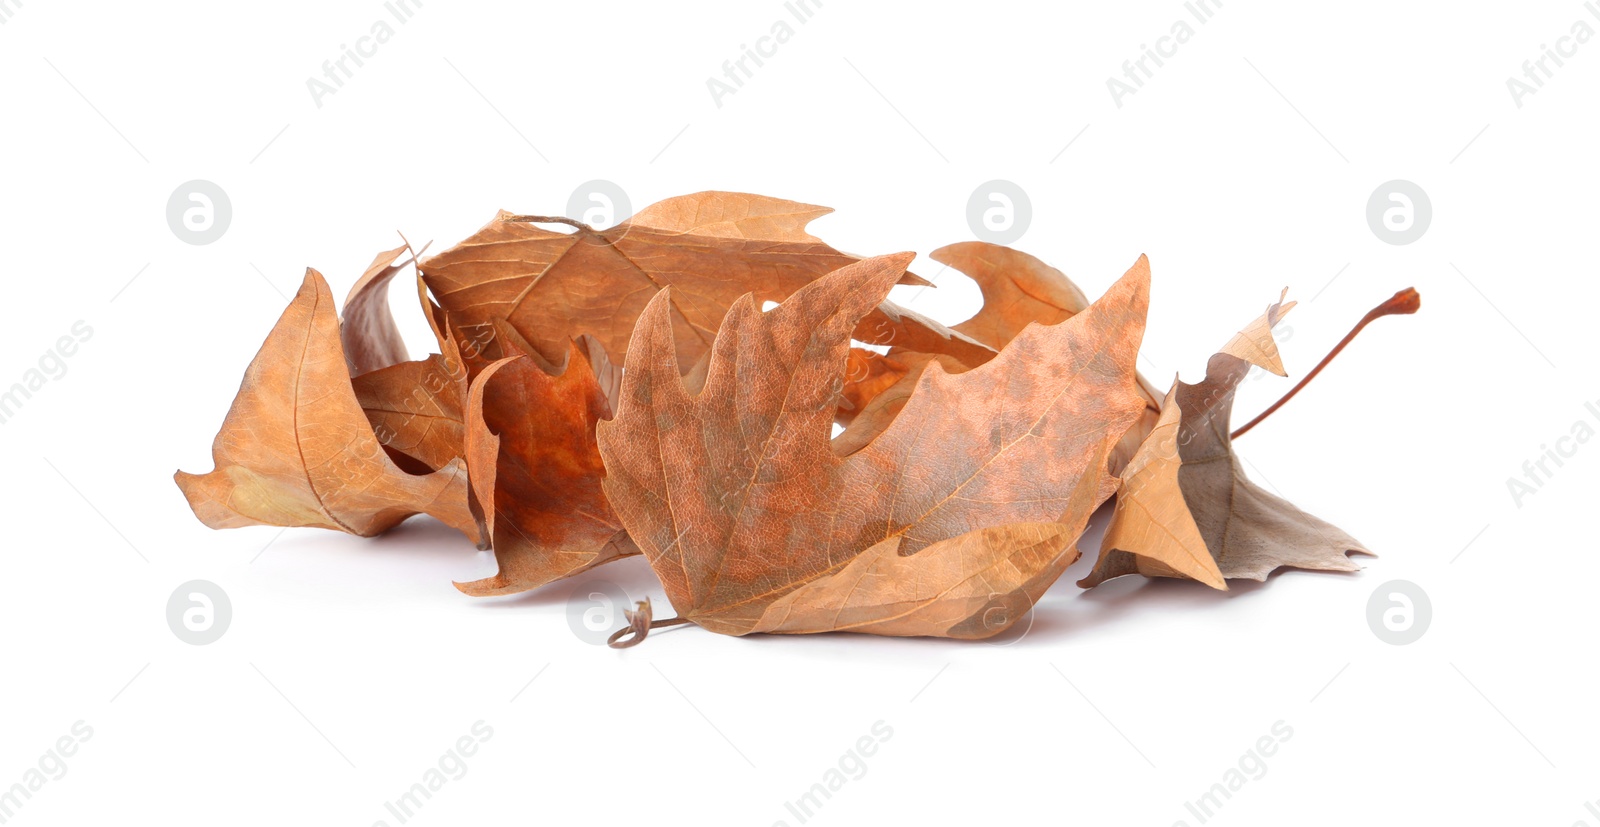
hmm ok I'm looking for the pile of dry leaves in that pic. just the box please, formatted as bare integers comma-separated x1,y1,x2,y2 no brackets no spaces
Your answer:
176,192,1417,645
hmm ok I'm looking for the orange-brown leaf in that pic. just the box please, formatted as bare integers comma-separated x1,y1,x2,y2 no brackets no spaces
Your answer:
176,270,481,543
455,344,635,596
340,245,412,376
351,353,468,475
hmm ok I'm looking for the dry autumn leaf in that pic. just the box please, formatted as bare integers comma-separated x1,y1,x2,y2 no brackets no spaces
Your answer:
351,352,468,475
1081,290,1376,589
596,252,1151,639
455,341,637,596
832,351,964,457
348,264,508,482
839,242,1162,473
341,244,415,376
339,243,480,476
176,269,483,545
936,240,1093,347
417,191,989,374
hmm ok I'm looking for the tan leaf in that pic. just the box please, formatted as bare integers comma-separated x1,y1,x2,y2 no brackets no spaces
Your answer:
455,344,636,596
936,240,1092,348
1081,291,1371,589
176,270,482,543
597,252,1150,638
1084,386,1224,589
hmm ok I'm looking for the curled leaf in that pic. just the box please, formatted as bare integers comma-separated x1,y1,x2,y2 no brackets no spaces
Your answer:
176,270,481,544
454,343,636,596
340,245,413,376
351,353,468,474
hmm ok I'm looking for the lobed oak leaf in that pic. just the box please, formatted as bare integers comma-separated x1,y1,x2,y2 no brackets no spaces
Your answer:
596,252,1151,638
176,270,483,544
1080,291,1372,589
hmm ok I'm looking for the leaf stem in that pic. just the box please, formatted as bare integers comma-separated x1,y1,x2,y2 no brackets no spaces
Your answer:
501,214,594,233
607,615,691,649
1231,287,1421,440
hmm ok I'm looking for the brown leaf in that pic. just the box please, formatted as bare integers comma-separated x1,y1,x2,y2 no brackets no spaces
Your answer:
597,252,1151,638
840,242,1163,474
418,192,979,373
340,245,412,376
1081,291,1371,589
351,353,467,474
348,271,475,475
455,343,636,596
176,270,482,543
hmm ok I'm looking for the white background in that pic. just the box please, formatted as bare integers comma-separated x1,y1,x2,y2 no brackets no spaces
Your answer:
2,1,1596,825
